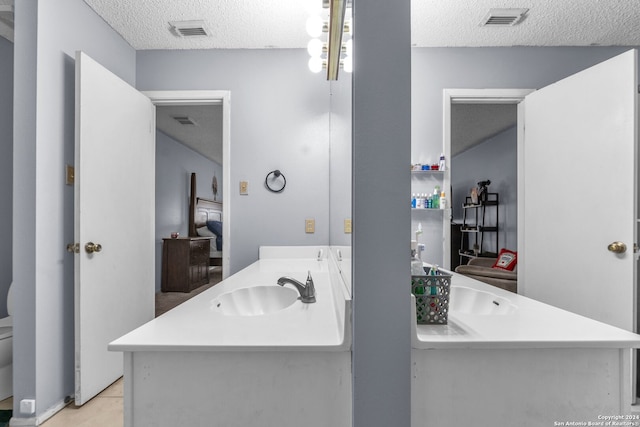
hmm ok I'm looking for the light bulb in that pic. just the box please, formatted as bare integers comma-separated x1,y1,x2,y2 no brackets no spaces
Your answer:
308,57,324,73
307,39,324,57
343,56,353,73
306,16,323,38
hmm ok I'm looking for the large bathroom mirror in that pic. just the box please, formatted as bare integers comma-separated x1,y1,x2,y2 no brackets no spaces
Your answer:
328,79,352,246
328,78,353,288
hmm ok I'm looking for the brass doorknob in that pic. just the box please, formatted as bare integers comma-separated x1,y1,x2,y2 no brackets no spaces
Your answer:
85,242,102,254
607,241,627,254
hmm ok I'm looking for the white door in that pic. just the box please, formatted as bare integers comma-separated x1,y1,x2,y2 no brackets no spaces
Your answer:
74,51,156,405
519,49,637,332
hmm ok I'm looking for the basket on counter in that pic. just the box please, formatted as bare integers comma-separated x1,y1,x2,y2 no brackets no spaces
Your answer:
411,271,451,325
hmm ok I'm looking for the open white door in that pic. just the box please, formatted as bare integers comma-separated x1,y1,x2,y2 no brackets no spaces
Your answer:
74,52,155,405
519,50,637,332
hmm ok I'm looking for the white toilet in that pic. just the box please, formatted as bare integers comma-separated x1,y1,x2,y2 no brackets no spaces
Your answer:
0,283,13,401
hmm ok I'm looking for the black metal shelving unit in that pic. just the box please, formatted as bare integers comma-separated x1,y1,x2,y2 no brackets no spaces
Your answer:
458,192,499,265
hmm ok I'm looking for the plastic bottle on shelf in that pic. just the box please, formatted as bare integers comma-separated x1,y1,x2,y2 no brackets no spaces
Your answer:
432,186,440,209
416,193,423,209
411,193,416,208
440,191,447,209
438,153,446,171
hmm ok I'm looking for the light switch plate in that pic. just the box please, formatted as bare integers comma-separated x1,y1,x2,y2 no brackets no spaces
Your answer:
344,219,352,233
305,219,315,233
239,181,248,195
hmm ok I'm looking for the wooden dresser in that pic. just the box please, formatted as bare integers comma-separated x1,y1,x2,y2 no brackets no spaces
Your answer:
161,237,211,293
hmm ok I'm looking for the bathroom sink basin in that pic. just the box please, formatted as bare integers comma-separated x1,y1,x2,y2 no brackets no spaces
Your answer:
211,286,299,316
449,286,518,315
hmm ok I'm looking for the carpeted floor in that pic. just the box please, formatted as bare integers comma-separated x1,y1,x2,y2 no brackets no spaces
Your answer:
0,409,11,427
155,269,223,317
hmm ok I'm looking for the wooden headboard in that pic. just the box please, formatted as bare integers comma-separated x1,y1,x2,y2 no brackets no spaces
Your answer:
188,173,223,237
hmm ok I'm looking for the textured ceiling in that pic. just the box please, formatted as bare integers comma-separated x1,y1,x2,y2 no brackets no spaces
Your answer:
156,105,223,165
0,0,13,43
82,0,640,49
83,0,326,49
411,0,640,47
451,104,517,157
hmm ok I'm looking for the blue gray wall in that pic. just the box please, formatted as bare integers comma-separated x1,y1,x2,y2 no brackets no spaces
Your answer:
0,36,12,318
137,49,332,275
13,0,135,420
155,130,222,292
452,126,518,254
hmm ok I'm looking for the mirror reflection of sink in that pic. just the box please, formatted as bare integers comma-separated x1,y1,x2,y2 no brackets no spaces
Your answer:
211,286,299,316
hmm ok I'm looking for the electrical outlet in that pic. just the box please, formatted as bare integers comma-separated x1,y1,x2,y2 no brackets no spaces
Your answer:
344,219,352,234
20,399,35,415
239,181,248,195
305,219,315,233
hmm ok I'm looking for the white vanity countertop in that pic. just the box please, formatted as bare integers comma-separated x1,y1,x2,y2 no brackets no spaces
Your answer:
109,257,350,352
413,270,640,350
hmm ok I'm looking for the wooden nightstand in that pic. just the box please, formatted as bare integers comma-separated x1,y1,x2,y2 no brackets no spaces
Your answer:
161,237,211,292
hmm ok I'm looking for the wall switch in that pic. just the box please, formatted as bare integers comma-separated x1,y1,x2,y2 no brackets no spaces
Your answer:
305,219,315,234
239,181,248,195
20,399,35,415
344,219,352,234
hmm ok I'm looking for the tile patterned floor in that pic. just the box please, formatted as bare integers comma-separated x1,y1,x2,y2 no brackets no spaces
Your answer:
41,379,123,427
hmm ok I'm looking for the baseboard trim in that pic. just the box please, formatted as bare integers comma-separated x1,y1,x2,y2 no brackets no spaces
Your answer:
9,399,68,427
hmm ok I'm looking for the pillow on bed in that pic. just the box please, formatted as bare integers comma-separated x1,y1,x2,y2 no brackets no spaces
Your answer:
196,226,216,238
491,248,517,271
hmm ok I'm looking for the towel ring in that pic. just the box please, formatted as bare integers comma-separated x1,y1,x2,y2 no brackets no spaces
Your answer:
265,170,286,193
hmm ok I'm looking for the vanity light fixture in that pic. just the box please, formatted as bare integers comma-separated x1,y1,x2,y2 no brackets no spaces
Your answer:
326,0,347,80
306,0,352,80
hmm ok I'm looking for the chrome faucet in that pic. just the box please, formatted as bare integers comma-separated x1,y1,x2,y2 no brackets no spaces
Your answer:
277,271,316,303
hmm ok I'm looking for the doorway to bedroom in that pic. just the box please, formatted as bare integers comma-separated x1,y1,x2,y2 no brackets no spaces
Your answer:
145,91,231,312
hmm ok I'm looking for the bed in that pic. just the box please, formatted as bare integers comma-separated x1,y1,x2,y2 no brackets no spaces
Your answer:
188,173,223,267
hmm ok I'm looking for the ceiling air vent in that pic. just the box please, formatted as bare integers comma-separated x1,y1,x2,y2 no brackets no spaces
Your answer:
480,8,529,27
172,116,198,126
169,20,209,38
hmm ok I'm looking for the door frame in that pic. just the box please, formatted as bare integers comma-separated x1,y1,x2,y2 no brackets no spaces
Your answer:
143,90,231,279
444,88,534,273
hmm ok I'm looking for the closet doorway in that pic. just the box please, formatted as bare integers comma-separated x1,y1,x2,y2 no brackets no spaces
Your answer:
444,89,533,269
